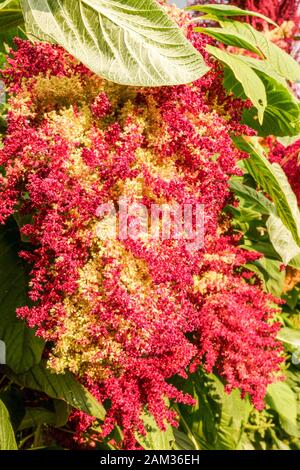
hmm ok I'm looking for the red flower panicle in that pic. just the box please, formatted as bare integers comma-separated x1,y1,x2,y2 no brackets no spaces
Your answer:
0,6,283,448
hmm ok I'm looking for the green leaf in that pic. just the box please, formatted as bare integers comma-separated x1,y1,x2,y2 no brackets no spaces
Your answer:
0,388,25,431
206,45,266,124
53,399,70,427
241,239,280,260
238,433,255,450
177,371,251,450
18,407,57,430
237,55,287,86
286,365,300,391
173,428,196,451
0,0,24,32
229,179,274,215
266,381,298,436
186,3,277,26
266,213,300,265
209,375,252,450
218,20,300,83
136,408,175,450
230,179,299,265
0,219,44,373
277,327,300,361
0,26,26,53
278,133,300,147
246,257,285,297
18,400,69,430
289,252,300,269
20,0,209,87
197,20,300,135
195,26,262,56
243,71,300,137
223,65,246,99
5,361,106,420
198,22,300,136
233,137,300,246
0,398,17,449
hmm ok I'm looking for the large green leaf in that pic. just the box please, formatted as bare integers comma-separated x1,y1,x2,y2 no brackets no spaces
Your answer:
6,361,106,420
266,213,300,265
18,400,69,430
277,327,300,361
238,55,287,86
0,398,17,449
177,371,251,450
206,45,266,124
230,179,299,266
289,252,300,270
20,0,209,86
217,20,300,83
229,179,275,215
278,133,300,147
246,257,285,297
0,219,44,374
173,428,196,451
207,375,252,450
243,71,300,137
186,3,277,26
0,0,24,32
136,409,175,450
0,0,25,52
18,407,58,431
195,16,300,136
204,52,299,136
233,137,300,246
196,26,263,56
266,381,299,436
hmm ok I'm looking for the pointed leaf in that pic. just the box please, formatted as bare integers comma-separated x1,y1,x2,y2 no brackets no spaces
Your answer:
0,398,17,450
266,381,298,436
196,26,262,56
21,0,209,86
218,20,300,83
136,409,175,450
237,55,287,85
173,429,196,451
233,137,300,246
243,71,300,137
230,179,275,215
177,372,251,450
18,407,57,430
18,401,69,430
6,361,106,420
0,219,44,374
207,45,266,123
0,0,24,32
246,258,285,297
266,213,300,265
289,252,300,269
186,3,277,26
277,327,300,361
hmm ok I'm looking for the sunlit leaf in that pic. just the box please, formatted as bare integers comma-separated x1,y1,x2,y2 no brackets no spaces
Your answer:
21,0,209,86
186,3,277,26
0,398,17,450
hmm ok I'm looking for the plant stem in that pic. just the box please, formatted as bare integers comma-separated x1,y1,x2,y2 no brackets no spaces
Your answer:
176,406,201,451
33,425,42,448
